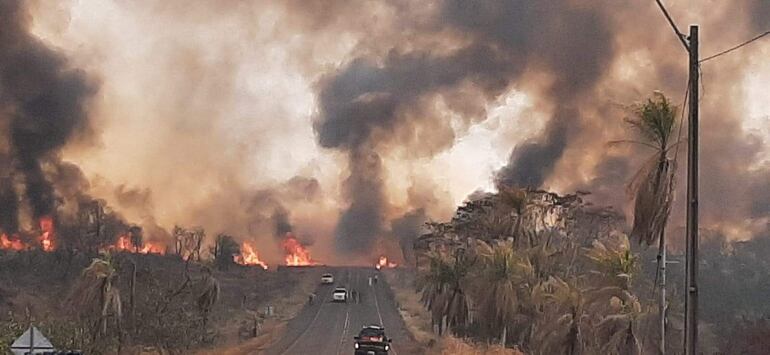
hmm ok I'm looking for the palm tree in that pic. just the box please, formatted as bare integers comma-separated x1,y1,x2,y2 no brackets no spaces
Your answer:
197,267,220,325
471,239,534,346
529,233,643,355
69,253,122,339
419,248,472,335
498,187,530,247
618,92,679,246
614,92,680,354
585,233,643,355
584,232,638,289
530,276,586,355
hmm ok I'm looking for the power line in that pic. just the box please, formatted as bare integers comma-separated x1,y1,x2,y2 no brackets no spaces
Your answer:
700,31,770,63
655,0,689,51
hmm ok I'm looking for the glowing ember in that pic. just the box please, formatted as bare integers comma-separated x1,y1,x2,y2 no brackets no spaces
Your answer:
234,242,268,269
282,233,315,266
38,216,55,252
375,256,397,269
111,234,166,254
0,234,26,251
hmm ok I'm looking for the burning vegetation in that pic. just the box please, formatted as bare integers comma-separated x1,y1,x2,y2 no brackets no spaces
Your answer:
375,256,397,269
282,233,316,266
233,241,268,269
110,234,166,254
0,216,57,252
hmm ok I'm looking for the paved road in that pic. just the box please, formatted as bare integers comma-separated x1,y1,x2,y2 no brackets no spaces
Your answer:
264,267,422,355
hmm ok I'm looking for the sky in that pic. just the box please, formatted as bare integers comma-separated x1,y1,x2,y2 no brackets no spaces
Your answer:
2,0,768,262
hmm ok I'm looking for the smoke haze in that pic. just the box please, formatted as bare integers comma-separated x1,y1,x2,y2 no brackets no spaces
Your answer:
0,0,766,261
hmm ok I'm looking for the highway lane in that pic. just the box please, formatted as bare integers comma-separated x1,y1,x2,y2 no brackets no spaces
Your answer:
264,267,422,355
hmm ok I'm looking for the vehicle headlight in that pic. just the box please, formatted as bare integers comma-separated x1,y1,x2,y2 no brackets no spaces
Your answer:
354,343,359,349
385,345,389,351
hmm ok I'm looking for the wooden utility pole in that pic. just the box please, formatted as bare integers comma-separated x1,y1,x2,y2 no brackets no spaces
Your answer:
684,24,699,355
659,230,667,355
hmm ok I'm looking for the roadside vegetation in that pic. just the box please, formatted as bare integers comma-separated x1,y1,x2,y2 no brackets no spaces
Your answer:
414,187,648,355
409,93,770,354
0,240,316,354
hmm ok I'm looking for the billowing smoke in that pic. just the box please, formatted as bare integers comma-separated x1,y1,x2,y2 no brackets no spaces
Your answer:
749,0,770,31
314,48,504,252
220,176,323,252
11,0,769,259
496,111,569,188
391,208,427,264
446,0,616,188
314,45,514,251
315,0,614,251
0,0,94,232
0,177,19,233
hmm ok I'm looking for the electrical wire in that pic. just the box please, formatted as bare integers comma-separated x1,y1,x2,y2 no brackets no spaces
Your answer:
655,0,689,51
700,31,770,63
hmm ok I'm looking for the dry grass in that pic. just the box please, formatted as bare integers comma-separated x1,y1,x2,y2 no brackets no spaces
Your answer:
383,269,526,355
0,250,323,354
439,335,524,355
201,266,321,354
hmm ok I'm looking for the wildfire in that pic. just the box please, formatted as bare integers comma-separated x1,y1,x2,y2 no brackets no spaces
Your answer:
0,234,26,251
234,242,268,269
0,216,56,252
38,216,55,252
111,234,167,254
282,233,315,266
375,256,397,269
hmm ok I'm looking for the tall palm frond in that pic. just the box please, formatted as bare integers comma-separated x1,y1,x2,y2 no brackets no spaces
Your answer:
471,240,533,343
499,187,530,246
69,254,122,337
530,276,585,355
197,269,220,315
418,249,472,334
622,92,679,245
585,232,638,289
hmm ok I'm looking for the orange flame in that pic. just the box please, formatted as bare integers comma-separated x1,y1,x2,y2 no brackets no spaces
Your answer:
111,234,166,254
38,216,55,252
1,234,26,251
234,242,268,269
375,256,397,269
282,233,315,266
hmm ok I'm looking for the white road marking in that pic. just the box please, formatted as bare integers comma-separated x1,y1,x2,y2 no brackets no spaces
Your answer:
280,273,334,355
336,304,351,355
372,276,397,355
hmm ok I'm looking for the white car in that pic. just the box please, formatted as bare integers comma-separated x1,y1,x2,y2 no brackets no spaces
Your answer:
321,273,334,284
332,287,348,302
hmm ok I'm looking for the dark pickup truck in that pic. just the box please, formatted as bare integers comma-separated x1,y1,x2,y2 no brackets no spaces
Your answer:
354,325,392,355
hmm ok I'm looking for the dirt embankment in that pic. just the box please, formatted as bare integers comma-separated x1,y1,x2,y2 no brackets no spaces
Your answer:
383,269,524,355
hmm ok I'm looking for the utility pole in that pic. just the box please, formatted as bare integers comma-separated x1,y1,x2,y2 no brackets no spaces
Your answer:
654,3,702,352
684,24,699,355
659,230,667,355
656,234,681,355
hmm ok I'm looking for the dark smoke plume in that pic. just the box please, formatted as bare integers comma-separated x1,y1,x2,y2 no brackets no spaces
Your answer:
315,0,614,252
239,176,320,240
0,178,19,233
391,208,427,264
0,0,95,231
749,0,770,31
332,148,386,252
272,206,293,237
444,0,614,189
496,110,570,188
